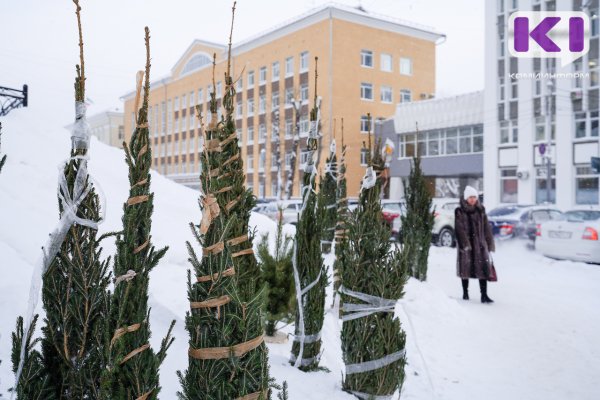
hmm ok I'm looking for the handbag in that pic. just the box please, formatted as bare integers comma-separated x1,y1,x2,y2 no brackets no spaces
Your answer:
488,253,498,282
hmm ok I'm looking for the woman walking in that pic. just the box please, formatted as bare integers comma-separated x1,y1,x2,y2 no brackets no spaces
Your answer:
454,186,495,303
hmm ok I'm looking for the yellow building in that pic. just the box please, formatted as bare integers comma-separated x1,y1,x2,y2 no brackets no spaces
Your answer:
122,4,443,197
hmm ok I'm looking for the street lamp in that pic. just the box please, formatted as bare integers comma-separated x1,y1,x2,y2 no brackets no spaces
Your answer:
545,79,554,204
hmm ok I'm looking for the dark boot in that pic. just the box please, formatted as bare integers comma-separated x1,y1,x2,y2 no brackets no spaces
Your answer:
461,279,469,300
479,279,494,303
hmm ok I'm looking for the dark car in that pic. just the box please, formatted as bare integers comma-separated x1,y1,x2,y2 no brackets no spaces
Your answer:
488,204,562,240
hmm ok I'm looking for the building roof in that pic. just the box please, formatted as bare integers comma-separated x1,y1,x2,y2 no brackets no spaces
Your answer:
121,2,445,101
393,91,484,134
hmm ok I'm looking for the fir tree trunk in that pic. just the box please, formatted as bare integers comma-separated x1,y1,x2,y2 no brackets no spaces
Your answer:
401,155,434,281
340,136,408,399
178,8,270,398
290,61,328,371
101,28,174,400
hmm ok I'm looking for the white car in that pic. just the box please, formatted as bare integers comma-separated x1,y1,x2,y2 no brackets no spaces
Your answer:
262,200,302,225
535,209,600,263
431,199,460,247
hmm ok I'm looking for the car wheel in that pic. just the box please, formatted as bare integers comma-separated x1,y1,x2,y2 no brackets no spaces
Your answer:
438,228,455,247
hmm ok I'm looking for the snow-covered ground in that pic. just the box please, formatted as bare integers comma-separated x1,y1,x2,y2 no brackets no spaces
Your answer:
1,108,599,399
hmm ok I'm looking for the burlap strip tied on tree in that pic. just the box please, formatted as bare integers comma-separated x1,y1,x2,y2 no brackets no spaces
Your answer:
120,343,150,365
227,233,248,246
232,248,254,258
234,390,268,400
127,194,149,206
111,323,141,347
188,334,264,360
135,390,153,400
196,267,235,283
200,193,220,234
190,295,231,309
203,241,225,255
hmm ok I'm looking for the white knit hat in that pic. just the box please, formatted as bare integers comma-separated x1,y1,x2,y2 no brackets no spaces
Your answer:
463,185,478,200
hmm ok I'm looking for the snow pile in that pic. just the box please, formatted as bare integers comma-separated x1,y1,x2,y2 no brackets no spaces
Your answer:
1,108,599,399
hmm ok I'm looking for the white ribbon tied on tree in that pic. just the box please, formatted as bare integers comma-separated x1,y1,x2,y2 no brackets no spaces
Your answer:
339,285,397,322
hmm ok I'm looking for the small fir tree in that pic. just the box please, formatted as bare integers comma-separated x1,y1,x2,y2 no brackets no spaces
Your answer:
332,123,348,308
319,137,338,253
101,28,175,400
401,154,434,281
277,382,289,400
12,2,111,397
290,58,328,371
257,218,294,336
178,5,270,398
340,125,409,399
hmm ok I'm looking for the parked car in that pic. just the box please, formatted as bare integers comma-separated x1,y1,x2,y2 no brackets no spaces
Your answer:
535,209,600,263
487,204,562,240
261,200,302,225
431,199,460,247
382,199,405,240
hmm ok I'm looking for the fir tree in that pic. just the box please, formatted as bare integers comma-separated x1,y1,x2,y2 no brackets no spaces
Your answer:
401,154,434,281
257,218,294,336
10,316,51,399
290,58,328,371
319,136,337,253
0,122,6,174
332,122,348,308
178,4,269,398
340,124,408,399
12,2,111,398
101,27,174,400
276,382,289,400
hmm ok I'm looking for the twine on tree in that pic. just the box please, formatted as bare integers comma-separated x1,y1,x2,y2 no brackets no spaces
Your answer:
234,390,268,400
232,248,254,258
220,131,237,147
200,193,220,234
114,269,137,286
135,390,153,400
227,233,248,246
225,195,241,212
203,241,225,255
136,123,149,129
188,334,264,360
110,323,141,347
196,266,235,283
206,138,221,152
138,143,148,158
190,295,231,309
127,195,149,206
133,238,150,254
209,167,220,178
133,178,148,188
120,343,150,365
223,153,240,167
215,185,233,194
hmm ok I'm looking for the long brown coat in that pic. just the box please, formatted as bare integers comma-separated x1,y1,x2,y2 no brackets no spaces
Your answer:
454,198,496,280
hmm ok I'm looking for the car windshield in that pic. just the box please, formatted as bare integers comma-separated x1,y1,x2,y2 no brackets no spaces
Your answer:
488,206,522,217
382,202,402,212
561,210,600,221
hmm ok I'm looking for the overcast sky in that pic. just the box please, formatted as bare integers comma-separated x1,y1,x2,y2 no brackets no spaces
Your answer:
1,0,484,128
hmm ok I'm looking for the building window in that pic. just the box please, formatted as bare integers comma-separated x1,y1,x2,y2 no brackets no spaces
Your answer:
247,98,255,116
236,101,243,118
272,92,279,110
499,120,518,144
299,116,309,137
400,57,413,75
575,111,599,139
285,153,292,169
459,127,472,153
259,124,267,142
259,67,267,84
248,70,255,88
259,182,265,198
174,96,180,112
300,150,310,166
259,95,266,114
576,166,599,204
360,148,369,166
285,87,294,107
361,83,374,100
285,56,294,76
248,126,254,144
167,99,172,134
400,89,412,103
300,51,309,71
272,61,280,80
361,50,373,68
259,150,266,170
500,169,518,203
285,119,293,138
535,167,556,204
381,86,393,103
498,0,504,14
247,155,254,172
381,53,392,72
360,115,370,133
300,84,309,103
473,125,484,152
236,77,243,91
